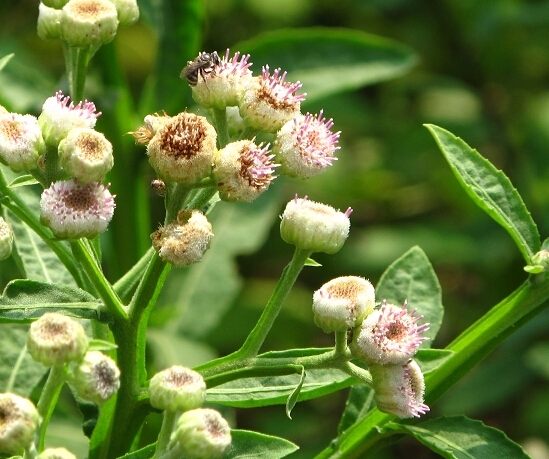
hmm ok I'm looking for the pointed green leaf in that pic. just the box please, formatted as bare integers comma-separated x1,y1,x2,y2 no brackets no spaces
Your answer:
0,280,109,323
0,53,14,72
383,416,531,459
8,175,39,188
376,246,443,344
426,124,540,262
225,430,299,459
237,28,418,103
285,366,305,419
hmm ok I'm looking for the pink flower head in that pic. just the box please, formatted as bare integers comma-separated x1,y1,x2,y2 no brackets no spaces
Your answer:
39,90,101,147
351,300,430,365
274,110,340,178
219,49,252,78
259,65,306,107
40,179,115,239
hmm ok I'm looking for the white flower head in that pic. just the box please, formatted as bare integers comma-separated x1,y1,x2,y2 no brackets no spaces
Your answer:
149,366,206,412
274,110,340,178
0,393,41,455
71,351,120,405
40,179,115,239
0,113,44,171
351,300,430,365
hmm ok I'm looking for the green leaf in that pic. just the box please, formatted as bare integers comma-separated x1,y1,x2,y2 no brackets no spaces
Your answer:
115,444,155,459
285,366,305,419
0,53,14,72
206,367,354,408
0,324,47,396
383,416,532,459
376,246,444,345
88,339,118,352
425,124,540,263
161,193,280,339
8,175,38,188
415,349,454,374
0,280,109,323
236,28,418,103
337,384,376,435
225,429,299,459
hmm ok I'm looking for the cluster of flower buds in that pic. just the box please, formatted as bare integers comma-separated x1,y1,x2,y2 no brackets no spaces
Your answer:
26,313,120,405
148,366,232,459
0,91,116,239
311,274,430,418
37,0,139,48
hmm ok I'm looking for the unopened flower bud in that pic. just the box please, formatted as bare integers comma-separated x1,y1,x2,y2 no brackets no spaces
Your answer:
524,249,549,274
147,112,216,185
59,0,119,47
350,300,429,366
151,210,213,267
190,49,252,110
37,3,62,39
149,366,206,412
0,217,14,261
0,113,44,172
27,312,88,367
213,139,278,202
0,393,41,455
41,0,70,8
280,195,351,254
313,276,375,333
70,351,120,404
37,447,77,459
40,179,115,239
39,91,100,148
239,65,305,133
274,110,339,178
58,127,114,183
170,408,231,459
109,0,139,26
370,359,429,418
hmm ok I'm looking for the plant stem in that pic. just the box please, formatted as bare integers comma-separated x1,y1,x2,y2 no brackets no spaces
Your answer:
64,44,90,101
36,366,67,452
153,410,177,458
211,108,229,148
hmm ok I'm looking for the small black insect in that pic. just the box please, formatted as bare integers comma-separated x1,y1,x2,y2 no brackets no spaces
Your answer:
180,51,221,86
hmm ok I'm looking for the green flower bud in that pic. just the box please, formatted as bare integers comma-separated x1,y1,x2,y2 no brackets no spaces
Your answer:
0,217,14,261
59,0,118,47
370,360,429,418
70,351,120,405
312,276,375,333
0,113,44,172
109,0,139,26
151,210,213,267
58,127,114,183
280,196,351,254
170,408,231,459
37,447,77,459
0,393,41,456
41,0,70,8
37,3,62,39
27,313,89,367
149,366,206,412
147,112,216,185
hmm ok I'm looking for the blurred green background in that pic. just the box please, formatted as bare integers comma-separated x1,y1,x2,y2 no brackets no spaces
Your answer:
1,0,549,458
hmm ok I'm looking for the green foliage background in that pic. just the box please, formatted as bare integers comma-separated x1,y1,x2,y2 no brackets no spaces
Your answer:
1,0,549,457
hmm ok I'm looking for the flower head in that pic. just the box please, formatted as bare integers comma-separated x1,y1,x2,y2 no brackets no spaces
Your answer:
280,195,351,254
214,139,278,202
313,276,375,333
170,408,231,459
59,127,114,183
0,217,14,261
37,3,62,39
0,393,41,455
147,112,216,185
350,300,429,366
39,90,101,148
37,447,77,459
27,312,89,367
59,0,119,47
130,112,172,145
40,179,115,239
149,366,206,412
109,0,139,26
0,113,44,171
70,351,120,405
370,359,429,418
239,65,305,132
274,110,340,178
191,49,253,110
151,210,214,267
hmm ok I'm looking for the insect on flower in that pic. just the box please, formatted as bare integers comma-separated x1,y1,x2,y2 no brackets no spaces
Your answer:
180,51,221,86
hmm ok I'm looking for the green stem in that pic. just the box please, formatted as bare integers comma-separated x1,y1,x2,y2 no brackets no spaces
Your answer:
64,44,90,101
334,330,348,357
6,344,27,393
70,240,127,322
165,183,191,223
313,276,549,459
43,144,61,186
153,410,177,459
211,108,229,148
36,366,67,452
197,247,312,377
